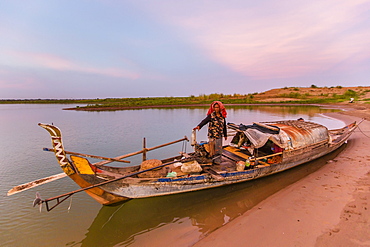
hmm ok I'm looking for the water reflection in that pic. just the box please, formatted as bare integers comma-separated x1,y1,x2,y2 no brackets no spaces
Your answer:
231,104,339,114
77,145,346,247
0,104,345,247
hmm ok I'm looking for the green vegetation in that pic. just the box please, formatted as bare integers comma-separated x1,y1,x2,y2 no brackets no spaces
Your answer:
0,93,257,108
276,89,359,103
0,88,364,110
81,94,259,109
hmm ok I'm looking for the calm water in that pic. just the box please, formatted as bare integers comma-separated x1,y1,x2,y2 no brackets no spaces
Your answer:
0,104,344,247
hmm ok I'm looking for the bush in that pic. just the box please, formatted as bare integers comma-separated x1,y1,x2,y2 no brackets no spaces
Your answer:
279,92,301,98
343,89,358,98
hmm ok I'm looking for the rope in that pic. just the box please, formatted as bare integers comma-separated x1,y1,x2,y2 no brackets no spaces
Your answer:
357,125,370,138
101,203,125,229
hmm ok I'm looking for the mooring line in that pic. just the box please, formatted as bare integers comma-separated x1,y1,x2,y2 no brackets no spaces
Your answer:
357,125,370,138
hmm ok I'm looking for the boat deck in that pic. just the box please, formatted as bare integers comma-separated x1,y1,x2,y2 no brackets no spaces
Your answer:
222,146,251,161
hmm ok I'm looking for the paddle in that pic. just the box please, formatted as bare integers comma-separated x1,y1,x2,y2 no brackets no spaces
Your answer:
42,157,194,211
7,173,67,196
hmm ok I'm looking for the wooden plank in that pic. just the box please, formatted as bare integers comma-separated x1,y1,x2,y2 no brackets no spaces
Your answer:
223,146,282,162
203,167,224,181
223,146,251,160
222,149,246,162
7,173,67,196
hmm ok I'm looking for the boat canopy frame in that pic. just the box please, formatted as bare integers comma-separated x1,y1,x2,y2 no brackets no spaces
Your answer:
228,120,330,151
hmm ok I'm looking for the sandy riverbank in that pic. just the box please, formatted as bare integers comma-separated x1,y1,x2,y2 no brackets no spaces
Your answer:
193,104,370,247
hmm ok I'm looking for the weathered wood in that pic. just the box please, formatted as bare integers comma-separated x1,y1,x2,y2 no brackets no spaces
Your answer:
7,173,67,196
42,157,194,211
203,167,224,181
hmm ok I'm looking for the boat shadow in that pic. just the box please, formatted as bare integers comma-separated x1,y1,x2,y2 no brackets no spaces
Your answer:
78,144,347,247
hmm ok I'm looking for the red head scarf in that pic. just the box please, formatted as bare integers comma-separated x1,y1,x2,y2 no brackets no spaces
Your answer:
207,101,227,118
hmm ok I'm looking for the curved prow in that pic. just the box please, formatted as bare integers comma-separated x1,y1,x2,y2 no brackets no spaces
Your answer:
38,123,76,176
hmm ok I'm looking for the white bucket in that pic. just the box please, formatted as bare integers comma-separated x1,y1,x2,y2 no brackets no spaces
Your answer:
191,129,197,146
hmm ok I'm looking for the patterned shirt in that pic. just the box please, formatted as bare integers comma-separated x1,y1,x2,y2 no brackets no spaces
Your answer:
198,112,227,139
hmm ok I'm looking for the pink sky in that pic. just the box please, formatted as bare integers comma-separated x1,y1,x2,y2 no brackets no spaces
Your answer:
0,0,369,99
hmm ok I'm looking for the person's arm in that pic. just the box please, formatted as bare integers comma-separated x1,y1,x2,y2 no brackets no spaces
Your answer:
194,115,211,130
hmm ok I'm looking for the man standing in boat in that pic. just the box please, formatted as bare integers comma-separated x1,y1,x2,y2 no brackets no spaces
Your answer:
193,101,227,164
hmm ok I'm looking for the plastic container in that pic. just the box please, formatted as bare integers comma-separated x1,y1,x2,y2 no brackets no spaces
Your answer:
236,161,245,171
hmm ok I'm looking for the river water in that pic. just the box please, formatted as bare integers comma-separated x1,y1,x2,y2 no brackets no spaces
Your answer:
0,104,345,246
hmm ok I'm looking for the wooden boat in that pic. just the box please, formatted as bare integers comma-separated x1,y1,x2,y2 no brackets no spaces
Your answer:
38,119,360,211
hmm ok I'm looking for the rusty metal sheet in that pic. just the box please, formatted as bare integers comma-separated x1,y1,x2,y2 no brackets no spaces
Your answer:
267,120,329,149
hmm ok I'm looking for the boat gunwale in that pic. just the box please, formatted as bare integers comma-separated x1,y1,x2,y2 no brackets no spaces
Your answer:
97,121,357,184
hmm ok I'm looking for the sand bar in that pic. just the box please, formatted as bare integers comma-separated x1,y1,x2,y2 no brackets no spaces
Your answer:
193,105,370,247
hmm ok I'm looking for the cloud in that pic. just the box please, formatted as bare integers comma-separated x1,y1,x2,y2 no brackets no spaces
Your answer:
136,0,370,79
7,51,140,79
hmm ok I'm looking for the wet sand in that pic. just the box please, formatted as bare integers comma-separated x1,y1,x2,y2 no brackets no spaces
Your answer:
194,105,370,246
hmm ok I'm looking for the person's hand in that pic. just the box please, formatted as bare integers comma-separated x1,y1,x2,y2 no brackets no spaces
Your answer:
224,136,227,141
193,126,200,131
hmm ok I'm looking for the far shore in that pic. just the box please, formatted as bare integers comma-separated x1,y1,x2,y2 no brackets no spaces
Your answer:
3,86,369,113
63,102,370,121
62,102,365,111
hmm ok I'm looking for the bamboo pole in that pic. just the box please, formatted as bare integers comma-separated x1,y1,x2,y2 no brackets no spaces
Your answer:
252,152,283,161
43,148,130,163
146,136,188,151
94,136,188,166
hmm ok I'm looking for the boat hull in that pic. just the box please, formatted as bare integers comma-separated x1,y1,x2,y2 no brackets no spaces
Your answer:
39,120,360,206
97,134,348,199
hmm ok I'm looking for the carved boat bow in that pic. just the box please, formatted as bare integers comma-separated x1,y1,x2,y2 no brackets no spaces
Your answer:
38,123,75,176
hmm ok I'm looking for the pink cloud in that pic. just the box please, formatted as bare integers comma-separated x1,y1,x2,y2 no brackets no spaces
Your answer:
136,0,370,79
8,51,140,79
